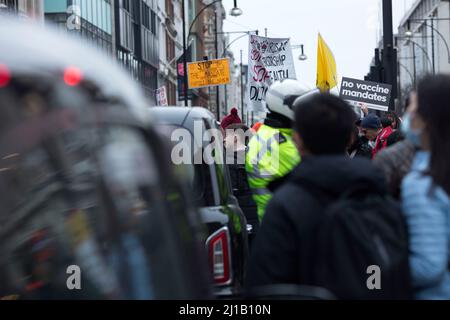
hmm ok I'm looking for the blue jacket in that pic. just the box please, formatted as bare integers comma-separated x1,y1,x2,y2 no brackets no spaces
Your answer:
402,151,450,300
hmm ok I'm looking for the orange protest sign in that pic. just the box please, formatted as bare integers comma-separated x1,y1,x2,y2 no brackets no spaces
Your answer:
187,58,231,89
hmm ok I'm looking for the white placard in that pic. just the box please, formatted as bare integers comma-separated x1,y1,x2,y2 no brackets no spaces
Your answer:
247,35,297,113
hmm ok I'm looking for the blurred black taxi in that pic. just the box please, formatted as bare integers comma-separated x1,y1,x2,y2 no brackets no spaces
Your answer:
0,18,211,300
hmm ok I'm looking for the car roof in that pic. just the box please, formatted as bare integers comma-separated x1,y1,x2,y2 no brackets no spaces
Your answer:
149,107,216,128
0,17,149,122
149,107,221,156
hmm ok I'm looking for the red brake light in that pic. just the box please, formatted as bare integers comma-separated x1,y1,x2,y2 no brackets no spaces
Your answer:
0,64,11,87
64,66,83,86
206,227,231,285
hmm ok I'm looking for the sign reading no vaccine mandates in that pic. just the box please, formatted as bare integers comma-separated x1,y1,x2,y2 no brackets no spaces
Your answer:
187,58,231,89
339,77,392,112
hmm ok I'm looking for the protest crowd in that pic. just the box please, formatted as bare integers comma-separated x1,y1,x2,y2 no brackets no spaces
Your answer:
221,74,450,300
2,12,450,302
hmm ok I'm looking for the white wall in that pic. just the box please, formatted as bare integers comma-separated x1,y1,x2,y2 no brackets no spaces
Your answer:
436,1,450,73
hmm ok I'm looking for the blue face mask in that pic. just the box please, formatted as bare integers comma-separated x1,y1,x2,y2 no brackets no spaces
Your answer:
401,113,422,148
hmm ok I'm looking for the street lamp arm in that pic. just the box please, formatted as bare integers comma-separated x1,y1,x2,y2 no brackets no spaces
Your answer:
409,18,450,22
424,21,450,63
222,32,253,57
188,0,222,39
409,40,433,71
217,30,258,34
409,19,450,63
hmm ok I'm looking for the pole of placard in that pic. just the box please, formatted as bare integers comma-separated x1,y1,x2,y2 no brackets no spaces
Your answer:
382,0,397,111
431,18,436,74
215,10,220,121
182,0,188,106
240,50,244,122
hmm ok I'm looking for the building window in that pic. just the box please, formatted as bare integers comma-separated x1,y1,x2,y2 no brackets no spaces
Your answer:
122,0,130,12
166,33,175,62
150,10,156,34
142,3,150,29
120,8,134,52
166,81,176,105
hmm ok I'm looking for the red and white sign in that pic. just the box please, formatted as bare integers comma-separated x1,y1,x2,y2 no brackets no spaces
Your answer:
247,35,297,113
156,86,168,106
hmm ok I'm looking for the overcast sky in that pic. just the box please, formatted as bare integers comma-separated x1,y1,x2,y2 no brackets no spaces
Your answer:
222,0,417,87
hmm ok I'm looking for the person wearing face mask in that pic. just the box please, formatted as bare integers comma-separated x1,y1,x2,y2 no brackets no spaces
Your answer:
373,92,419,199
402,75,450,300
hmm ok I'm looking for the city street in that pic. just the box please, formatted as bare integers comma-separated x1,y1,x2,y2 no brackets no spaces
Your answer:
1,0,450,307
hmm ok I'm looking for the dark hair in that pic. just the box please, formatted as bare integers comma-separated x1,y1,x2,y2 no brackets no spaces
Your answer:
417,74,450,195
380,117,393,128
386,130,404,147
386,111,400,129
294,94,356,155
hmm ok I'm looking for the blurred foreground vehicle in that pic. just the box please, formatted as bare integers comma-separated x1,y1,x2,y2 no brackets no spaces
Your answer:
0,18,211,300
149,107,249,299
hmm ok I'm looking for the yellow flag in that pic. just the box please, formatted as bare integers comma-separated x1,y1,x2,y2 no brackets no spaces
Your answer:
316,33,337,92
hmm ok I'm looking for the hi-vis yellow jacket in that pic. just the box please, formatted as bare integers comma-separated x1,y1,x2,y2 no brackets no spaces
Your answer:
245,124,301,222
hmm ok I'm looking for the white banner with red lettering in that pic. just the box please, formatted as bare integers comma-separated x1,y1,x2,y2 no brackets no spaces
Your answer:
156,86,168,106
247,35,297,113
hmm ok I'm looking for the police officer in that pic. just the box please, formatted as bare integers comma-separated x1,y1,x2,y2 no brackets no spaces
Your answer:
246,79,313,222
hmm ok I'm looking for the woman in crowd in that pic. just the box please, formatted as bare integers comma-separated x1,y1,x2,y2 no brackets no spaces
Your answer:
402,75,450,300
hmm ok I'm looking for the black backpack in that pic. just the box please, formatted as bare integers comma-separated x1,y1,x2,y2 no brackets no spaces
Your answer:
302,182,412,300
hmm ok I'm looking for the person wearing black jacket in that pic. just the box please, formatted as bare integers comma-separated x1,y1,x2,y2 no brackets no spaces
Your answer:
348,125,372,159
245,94,388,295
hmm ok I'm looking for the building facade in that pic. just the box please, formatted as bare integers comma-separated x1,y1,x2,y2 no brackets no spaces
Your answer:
45,0,113,54
41,0,233,110
114,0,159,103
201,0,226,118
397,0,450,103
0,0,44,20
156,0,182,105
43,0,159,104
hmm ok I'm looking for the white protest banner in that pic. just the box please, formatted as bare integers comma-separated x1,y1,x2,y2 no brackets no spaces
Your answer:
156,86,168,106
247,35,297,113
